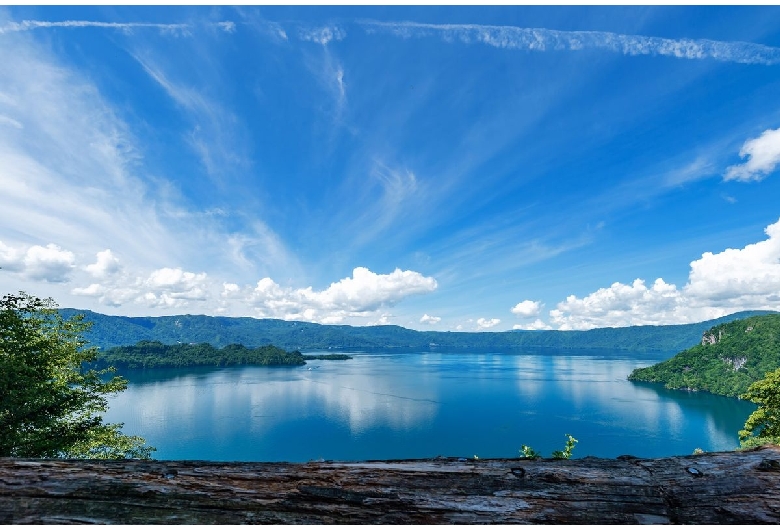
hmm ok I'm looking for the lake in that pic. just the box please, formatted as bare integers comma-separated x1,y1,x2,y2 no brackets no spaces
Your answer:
103,349,756,462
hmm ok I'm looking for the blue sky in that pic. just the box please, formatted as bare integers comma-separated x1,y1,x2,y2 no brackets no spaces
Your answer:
2,5,780,331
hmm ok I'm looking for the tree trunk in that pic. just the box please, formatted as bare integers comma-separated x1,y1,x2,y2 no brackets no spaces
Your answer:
2,446,779,524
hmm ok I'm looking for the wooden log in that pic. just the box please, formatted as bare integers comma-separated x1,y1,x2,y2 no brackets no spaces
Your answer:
1,446,780,524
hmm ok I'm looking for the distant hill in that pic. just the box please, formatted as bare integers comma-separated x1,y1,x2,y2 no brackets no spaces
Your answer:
59,308,776,353
628,314,780,397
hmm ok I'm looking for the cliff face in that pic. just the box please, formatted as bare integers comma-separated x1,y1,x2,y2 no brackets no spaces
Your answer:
2,446,780,524
629,313,780,397
701,328,724,345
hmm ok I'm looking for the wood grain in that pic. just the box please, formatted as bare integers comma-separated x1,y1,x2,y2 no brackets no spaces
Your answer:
2,446,779,524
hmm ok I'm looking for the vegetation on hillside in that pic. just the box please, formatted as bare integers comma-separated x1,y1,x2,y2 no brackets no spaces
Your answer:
739,368,780,449
0,292,153,459
94,341,309,370
628,314,780,397
60,308,775,352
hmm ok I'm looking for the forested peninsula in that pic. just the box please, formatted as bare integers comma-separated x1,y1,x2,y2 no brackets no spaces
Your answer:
61,308,775,352
94,341,308,369
629,314,780,397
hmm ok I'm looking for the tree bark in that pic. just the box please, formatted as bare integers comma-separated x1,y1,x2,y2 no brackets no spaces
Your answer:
2,446,779,524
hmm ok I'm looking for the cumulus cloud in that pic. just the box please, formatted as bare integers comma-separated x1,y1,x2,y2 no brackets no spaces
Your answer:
145,267,209,303
547,217,780,330
420,313,441,324
685,219,780,306
85,249,121,278
72,261,212,309
549,278,683,330
724,128,780,182
513,319,552,331
369,313,393,326
360,20,780,65
0,241,75,283
511,299,542,317
244,267,437,323
476,317,501,329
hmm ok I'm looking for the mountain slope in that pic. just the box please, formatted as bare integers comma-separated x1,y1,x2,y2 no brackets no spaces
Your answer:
628,314,780,397
59,308,776,353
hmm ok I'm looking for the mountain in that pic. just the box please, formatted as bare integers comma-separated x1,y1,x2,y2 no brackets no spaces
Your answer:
628,314,780,397
59,308,776,353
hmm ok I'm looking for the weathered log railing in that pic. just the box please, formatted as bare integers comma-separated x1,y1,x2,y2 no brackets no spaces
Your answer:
2,446,780,524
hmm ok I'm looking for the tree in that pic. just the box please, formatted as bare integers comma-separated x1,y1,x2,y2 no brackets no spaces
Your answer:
739,367,780,449
0,292,154,458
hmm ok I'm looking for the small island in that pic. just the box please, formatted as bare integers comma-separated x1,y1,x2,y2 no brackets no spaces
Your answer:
94,340,351,370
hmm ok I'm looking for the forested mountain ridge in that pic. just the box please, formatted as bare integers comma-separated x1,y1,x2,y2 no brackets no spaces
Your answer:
59,308,775,352
628,314,780,397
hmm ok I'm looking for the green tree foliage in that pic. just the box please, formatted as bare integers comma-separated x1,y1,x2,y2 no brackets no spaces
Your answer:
0,292,154,459
739,368,780,449
520,434,578,459
628,315,780,397
95,341,308,369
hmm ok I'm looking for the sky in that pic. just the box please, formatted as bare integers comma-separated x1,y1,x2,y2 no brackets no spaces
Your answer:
1,5,780,332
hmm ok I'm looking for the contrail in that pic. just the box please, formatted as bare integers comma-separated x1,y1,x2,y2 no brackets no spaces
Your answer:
0,20,200,35
359,20,780,66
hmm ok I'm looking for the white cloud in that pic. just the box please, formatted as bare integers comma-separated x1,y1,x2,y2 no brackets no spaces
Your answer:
145,267,209,302
369,313,393,326
217,21,236,33
221,282,241,297
724,128,780,182
0,241,23,272
549,278,683,330
420,313,441,324
27,244,73,283
511,299,542,317
131,52,250,184
0,114,22,129
360,20,780,66
0,19,190,35
685,219,780,306
72,265,211,309
476,317,501,329
0,241,75,283
547,217,780,329
513,319,552,331
243,267,437,323
85,249,121,278
299,25,346,46
0,28,192,275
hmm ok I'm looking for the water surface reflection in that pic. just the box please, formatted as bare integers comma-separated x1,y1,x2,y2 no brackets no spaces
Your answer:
104,350,756,461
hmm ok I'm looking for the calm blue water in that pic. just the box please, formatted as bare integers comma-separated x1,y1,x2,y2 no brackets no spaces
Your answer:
103,350,756,462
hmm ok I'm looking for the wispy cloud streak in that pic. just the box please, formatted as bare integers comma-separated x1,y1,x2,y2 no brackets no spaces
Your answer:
0,19,190,35
360,20,780,65
0,19,237,36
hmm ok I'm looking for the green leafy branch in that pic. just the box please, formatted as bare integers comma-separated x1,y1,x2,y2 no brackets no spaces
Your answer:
520,434,578,460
